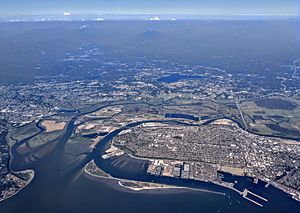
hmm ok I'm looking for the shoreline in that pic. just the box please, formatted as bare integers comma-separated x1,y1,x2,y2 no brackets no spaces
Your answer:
84,161,226,196
0,169,35,203
84,159,300,204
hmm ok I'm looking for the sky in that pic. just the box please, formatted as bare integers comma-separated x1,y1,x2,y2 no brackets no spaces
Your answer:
0,0,299,16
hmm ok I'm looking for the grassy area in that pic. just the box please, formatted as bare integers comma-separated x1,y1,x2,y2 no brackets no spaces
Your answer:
241,96,300,139
85,160,110,178
11,122,41,142
26,130,63,147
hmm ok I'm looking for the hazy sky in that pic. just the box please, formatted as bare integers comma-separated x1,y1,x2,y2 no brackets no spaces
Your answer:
0,0,299,16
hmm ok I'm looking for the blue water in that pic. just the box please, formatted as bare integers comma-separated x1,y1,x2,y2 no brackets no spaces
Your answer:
165,113,199,121
91,119,300,212
2,110,300,213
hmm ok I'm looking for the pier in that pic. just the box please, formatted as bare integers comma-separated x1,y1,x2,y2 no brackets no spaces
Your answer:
242,189,268,207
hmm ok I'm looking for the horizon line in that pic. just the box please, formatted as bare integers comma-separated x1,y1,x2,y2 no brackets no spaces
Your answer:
1,13,299,22
0,12,299,17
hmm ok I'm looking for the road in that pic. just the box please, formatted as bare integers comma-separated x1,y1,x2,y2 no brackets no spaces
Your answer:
231,90,248,130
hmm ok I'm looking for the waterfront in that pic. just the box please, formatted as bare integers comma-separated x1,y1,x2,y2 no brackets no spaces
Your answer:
1,169,299,213
0,104,300,212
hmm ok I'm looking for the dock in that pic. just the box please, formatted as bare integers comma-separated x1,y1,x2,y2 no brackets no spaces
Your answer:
242,189,268,207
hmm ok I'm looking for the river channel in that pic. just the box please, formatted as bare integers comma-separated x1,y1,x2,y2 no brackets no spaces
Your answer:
0,104,299,213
